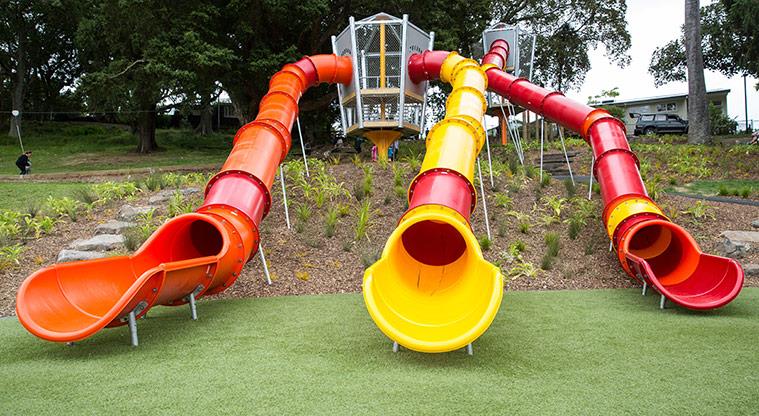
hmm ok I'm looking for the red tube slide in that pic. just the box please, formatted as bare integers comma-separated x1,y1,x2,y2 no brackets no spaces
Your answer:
15,55,352,342
482,40,743,310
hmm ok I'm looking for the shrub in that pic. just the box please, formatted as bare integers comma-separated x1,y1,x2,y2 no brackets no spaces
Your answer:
167,192,199,217
508,260,537,279
355,200,372,241
295,203,312,224
497,222,508,237
352,182,366,201
518,221,531,234
718,185,730,196
680,201,715,220
545,232,560,257
23,216,57,238
0,244,24,270
540,254,554,270
92,181,140,203
740,187,752,199
394,185,406,199
361,166,373,197
563,178,576,197
493,193,513,209
141,174,167,191
45,196,82,221
508,240,526,257
479,236,492,251
325,207,339,238
73,187,99,205
568,218,584,240
392,164,406,187
360,249,381,268
540,172,551,188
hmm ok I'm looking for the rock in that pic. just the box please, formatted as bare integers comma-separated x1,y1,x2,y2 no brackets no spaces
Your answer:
69,234,125,251
148,187,201,204
118,204,158,221
57,250,107,263
744,264,759,277
752,220,759,229
95,220,135,235
720,230,759,259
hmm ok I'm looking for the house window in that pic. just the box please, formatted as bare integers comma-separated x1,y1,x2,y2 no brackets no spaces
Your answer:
712,100,722,107
656,102,677,112
222,104,235,118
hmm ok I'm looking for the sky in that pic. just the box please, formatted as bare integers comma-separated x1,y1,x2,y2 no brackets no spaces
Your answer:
564,0,758,125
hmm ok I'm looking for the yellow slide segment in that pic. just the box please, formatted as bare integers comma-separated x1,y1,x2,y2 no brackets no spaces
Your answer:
363,53,503,353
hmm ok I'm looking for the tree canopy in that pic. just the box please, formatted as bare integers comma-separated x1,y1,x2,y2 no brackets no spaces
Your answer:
649,0,759,89
1,0,631,151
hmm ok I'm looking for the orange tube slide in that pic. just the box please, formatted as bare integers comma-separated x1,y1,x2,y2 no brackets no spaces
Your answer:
15,55,352,343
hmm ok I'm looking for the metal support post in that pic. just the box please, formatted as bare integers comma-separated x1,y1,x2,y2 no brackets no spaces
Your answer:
128,311,138,347
258,242,272,285
558,127,575,185
279,165,291,229
188,292,198,321
295,118,309,177
477,158,491,240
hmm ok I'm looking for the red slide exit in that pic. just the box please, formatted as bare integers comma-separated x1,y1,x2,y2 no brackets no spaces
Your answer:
481,40,743,310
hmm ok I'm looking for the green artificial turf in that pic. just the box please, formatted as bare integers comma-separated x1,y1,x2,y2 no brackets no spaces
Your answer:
0,182,90,211
1,288,757,415
676,179,758,197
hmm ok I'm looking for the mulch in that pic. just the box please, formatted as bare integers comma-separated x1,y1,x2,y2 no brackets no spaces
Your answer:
1,158,757,318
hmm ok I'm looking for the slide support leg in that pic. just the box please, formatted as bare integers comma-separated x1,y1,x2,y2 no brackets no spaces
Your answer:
259,243,272,285
189,292,198,321
128,311,138,347
392,341,399,353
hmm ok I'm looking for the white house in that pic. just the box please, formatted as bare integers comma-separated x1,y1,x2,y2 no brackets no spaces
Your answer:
602,89,730,134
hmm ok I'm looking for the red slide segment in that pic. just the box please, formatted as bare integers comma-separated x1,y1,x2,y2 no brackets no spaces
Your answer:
482,40,743,310
16,55,352,342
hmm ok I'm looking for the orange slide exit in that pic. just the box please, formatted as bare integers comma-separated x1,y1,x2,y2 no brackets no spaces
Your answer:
15,55,352,343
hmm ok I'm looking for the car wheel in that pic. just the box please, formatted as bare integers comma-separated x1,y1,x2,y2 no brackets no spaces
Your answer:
644,127,656,135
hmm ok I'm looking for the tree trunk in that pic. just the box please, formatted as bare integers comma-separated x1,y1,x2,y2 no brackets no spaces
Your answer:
194,95,214,135
684,0,710,144
8,39,26,137
136,103,158,153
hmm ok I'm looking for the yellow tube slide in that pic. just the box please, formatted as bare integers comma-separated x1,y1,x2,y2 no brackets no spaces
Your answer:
363,53,503,353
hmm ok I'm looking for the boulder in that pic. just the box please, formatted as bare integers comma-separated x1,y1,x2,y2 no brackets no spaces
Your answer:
744,263,759,277
752,220,759,229
148,187,201,204
118,205,158,221
95,220,135,235
720,230,759,259
57,250,107,263
69,234,125,251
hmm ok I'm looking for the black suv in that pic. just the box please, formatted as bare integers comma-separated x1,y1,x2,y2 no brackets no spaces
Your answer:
633,113,689,135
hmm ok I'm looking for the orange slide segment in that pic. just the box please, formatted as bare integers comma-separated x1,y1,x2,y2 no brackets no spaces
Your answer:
16,55,353,342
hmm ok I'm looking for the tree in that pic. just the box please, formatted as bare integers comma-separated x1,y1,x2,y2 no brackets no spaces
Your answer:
684,0,710,144
0,1,82,135
76,0,232,152
494,0,631,92
587,87,625,120
650,0,759,89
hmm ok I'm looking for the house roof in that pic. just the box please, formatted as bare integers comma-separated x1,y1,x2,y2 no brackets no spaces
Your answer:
602,89,730,106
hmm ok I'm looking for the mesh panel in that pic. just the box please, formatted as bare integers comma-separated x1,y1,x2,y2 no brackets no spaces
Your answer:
361,95,400,122
517,31,536,80
401,95,424,127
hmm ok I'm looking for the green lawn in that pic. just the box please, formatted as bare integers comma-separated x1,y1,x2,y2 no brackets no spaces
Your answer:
1,288,757,415
0,182,91,210
0,122,233,174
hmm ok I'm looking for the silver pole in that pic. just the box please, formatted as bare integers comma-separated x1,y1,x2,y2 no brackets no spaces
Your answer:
296,117,309,177
477,158,491,240
12,113,24,153
397,15,408,129
189,292,198,320
539,117,545,182
558,126,575,185
258,242,272,285
588,156,595,200
279,165,291,229
483,117,494,188
128,311,138,347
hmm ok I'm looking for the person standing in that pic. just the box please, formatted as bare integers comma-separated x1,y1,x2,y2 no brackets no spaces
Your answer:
16,151,32,175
